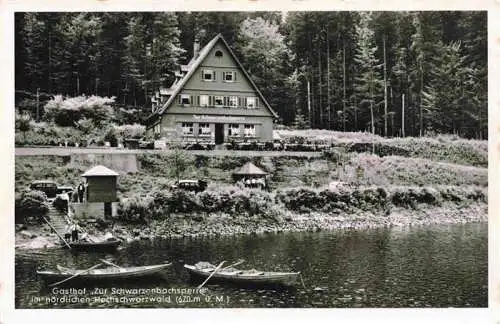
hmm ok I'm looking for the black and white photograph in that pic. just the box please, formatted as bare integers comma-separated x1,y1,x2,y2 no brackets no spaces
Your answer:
11,10,488,310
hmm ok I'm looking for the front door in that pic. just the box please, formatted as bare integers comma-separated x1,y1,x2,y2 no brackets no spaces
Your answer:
215,123,224,144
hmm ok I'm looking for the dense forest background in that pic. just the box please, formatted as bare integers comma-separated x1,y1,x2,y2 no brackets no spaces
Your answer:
15,11,487,139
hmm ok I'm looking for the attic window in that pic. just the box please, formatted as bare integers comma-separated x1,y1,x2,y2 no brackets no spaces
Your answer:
215,50,223,57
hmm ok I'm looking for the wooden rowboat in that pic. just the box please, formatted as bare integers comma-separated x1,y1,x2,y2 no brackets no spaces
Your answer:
184,262,299,287
37,263,171,284
66,238,121,251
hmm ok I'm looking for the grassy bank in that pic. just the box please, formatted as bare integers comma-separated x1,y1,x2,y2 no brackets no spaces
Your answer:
15,151,487,196
278,130,487,167
14,133,488,244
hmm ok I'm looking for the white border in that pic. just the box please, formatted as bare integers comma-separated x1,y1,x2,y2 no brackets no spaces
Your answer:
0,2,495,324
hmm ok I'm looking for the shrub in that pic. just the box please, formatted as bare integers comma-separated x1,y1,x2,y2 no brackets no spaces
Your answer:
44,95,115,127
114,123,146,140
15,190,50,224
116,196,154,224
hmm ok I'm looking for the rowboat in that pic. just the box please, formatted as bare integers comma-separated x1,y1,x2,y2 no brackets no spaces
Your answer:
184,262,300,287
37,263,171,284
66,238,121,251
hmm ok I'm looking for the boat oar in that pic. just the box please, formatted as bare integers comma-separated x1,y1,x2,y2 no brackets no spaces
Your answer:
49,262,103,287
100,259,123,269
221,259,245,270
197,261,226,289
42,216,71,249
299,273,306,289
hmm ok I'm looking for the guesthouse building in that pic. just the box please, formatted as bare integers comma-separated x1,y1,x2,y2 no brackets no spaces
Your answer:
146,34,278,144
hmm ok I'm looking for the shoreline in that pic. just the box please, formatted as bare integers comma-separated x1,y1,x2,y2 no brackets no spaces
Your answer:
15,202,487,251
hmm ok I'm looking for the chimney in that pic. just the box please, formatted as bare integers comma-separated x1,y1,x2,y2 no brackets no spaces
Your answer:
193,36,200,58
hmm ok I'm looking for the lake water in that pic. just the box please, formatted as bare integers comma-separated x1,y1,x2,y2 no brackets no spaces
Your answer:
15,222,488,308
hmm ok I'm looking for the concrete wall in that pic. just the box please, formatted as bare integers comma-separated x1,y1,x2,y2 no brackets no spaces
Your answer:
71,202,117,220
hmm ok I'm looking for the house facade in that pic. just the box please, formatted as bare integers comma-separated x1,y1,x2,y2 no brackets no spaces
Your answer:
146,34,278,144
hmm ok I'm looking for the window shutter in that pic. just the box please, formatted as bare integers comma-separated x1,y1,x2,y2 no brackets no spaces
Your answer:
234,72,237,81
255,98,259,108
213,71,216,81
222,72,226,80
201,70,204,79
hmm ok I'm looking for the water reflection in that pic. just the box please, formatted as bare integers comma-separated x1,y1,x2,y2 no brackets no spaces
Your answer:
15,222,487,308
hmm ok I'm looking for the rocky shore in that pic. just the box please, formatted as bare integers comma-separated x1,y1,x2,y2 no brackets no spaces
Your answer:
15,202,487,250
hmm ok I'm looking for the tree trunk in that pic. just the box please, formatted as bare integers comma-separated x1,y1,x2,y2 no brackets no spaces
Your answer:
307,77,311,128
318,46,323,129
326,27,331,130
370,100,375,154
342,43,347,132
419,64,423,137
383,35,388,137
401,93,405,137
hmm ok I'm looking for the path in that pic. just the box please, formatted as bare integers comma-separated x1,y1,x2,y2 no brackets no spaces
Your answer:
15,147,323,158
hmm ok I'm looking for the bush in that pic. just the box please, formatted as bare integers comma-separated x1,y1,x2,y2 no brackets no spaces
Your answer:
114,124,146,140
116,196,154,224
44,95,115,127
15,190,50,224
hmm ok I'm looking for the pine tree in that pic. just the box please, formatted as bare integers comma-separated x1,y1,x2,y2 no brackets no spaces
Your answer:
353,12,384,140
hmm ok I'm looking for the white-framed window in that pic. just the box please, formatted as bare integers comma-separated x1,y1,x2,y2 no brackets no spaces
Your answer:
181,122,194,135
200,95,209,107
154,124,161,134
228,124,240,137
180,94,191,105
202,69,216,81
223,71,236,82
228,96,238,107
198,123,211,136
214,96,224,107
244,124,256,137
246,96,257,109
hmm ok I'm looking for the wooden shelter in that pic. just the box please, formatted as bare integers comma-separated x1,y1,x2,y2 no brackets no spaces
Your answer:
78,165,119,219
82,165,119,203
232,162,268,188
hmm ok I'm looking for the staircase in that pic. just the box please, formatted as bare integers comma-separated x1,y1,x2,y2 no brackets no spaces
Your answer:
45,203,70,236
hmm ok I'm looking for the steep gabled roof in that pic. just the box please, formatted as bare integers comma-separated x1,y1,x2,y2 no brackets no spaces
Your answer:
148,34,278,122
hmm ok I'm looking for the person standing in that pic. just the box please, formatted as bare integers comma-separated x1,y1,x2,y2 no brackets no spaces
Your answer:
70,222,81,242
77,182,84,203
64,223,72,242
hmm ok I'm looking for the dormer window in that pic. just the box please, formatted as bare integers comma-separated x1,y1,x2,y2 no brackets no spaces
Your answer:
223,71,236,82
202,69,216,81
